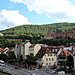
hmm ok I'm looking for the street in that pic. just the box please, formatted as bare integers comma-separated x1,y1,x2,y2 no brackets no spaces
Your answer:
0,64,58,75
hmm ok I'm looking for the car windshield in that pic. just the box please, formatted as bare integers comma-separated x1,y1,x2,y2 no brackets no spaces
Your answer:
1,62,4,64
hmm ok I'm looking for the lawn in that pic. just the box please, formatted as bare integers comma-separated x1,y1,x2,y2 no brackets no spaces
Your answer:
0,71,11,75
0,72,8,75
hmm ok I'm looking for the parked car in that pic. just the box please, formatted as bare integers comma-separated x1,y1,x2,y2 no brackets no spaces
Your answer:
0,60,5,66
15,66,20,69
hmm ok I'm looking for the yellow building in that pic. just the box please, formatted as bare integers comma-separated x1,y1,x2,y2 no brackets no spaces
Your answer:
35,47,57,68
42,53,57,68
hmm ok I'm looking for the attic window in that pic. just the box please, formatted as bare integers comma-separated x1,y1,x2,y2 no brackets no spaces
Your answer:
61,53,64,55
49,54,51,56
48,50,50,52
55,49,57,52
52,49,54,52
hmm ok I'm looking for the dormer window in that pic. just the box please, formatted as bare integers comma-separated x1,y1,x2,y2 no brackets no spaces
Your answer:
52,49,54,52
48,50,50,52
55,49,57,52
61,53,64,55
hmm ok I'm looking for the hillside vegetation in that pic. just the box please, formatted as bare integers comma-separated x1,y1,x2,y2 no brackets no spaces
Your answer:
0,23,75,48
0,23,75,38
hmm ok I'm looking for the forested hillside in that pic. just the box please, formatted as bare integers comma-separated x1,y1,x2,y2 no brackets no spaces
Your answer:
0,22,75,48
0,23,75,38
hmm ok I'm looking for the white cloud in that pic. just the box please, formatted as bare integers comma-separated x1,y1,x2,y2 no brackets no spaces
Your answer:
0,10,31,30
9,0,75,20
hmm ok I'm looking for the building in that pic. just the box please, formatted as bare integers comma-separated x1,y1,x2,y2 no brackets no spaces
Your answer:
35,47,57,68
14,42,32,59
0,33,3,36
44,30,75,40
58,50,69,63
29,44,41,56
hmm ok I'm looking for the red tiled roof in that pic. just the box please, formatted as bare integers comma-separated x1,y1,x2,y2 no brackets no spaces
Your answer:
29,44,37,48
0,49,3,52
59,50,69,56
35,47,54,58
63,50,69,56
9,47,14,50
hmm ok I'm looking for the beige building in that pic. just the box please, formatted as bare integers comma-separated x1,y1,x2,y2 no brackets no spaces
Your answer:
35,47,57,68
29,44,41,56
42,53,57,68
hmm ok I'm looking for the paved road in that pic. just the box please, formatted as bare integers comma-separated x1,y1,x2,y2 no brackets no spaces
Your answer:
0,64,58,75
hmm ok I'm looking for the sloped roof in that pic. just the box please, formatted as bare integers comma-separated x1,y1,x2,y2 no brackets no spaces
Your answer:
29,44,37,48
0,49,3,52
58,50,69,56
35,47,53,58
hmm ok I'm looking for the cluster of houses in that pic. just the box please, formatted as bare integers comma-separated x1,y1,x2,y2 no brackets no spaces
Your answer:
0,42,75,69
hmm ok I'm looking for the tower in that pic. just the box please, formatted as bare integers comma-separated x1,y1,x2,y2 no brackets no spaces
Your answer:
48,30,51,37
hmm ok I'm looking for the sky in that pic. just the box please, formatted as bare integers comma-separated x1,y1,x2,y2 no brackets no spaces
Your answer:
0,0,75,30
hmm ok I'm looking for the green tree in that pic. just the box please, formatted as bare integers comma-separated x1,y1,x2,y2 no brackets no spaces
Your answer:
25,55,36,66
8,52,16,60
19,55,23,62
0,54,8,62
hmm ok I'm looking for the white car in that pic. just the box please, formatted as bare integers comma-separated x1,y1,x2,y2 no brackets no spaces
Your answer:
0,60,5,66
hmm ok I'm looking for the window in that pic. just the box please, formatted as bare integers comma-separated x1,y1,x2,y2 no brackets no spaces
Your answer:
45,55,46,56
46,63,48,65
48,50,50,52
52,58,54,61
30,53,33,56
49,54,51,56
49,58,51,61
55,49,57,52
49,63,51,65
30,49,34,51
52,49,54,52
46,58,48,61
48,54,49,56
61,53,64,55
